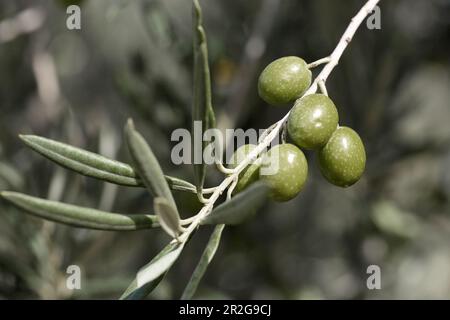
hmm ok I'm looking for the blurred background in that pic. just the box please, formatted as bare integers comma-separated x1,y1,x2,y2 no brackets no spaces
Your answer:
0,0,450,299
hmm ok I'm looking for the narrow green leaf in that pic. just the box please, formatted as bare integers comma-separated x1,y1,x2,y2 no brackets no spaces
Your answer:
192,0,215,196
120,242,184,299
1,191,158,231
154,197,182,238
136,242,184,288
120,243,175,299
19,134,197,193
20,134,140,186
181,224,224,300
201,182,269,225
124,119,177,211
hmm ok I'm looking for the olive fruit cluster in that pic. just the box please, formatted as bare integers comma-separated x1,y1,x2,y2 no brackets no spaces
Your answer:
228,56,366,202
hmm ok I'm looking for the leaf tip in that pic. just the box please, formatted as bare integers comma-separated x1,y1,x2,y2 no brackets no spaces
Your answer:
126,118,135,131
153,197,182,238
0,191,15,201
18,134,30,143
18,134,40,148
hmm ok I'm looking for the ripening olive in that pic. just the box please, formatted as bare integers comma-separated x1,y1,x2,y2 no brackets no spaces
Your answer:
229,144,260,193
258,56,312,106
260,144,308,202
318,126,366,187
287,94,339,150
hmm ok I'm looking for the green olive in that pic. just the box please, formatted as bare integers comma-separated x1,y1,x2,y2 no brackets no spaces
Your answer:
229,144,260,193
318,126,366,187
260,144,308,202
287,94,339,150
258,56,312,106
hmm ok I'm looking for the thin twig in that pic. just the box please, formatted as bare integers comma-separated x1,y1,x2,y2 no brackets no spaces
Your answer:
215,161,235,175
318,80,328,96
305,0,380,96
227,177,239,200
306,56,331,69
202,187,217,194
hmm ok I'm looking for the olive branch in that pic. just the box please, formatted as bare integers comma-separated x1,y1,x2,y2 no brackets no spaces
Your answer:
0,0,380,299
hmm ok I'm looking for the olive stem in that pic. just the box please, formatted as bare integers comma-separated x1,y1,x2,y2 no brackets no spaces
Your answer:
197,192,210,204
318,79,328,96
227,177,239,201
202,187,217,194
306,56,331,69
281,122,288,143
180,216,198,225
215,160,235,175
176,0,381,244
258,122,277,143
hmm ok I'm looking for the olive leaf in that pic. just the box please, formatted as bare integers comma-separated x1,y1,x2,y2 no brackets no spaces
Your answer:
192,0,215,197
154,197,183,238
124,119,177,210
165,175,197,194
20,134,196,193
0,191,158,231
120,242,184,299
201,182,269,225
120,274,164,300
181,224,224,299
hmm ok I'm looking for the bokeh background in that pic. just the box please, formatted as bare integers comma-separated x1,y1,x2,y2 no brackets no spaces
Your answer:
1,0,450,299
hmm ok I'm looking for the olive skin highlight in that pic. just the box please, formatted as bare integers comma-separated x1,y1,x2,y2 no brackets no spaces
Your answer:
318,126,366,187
